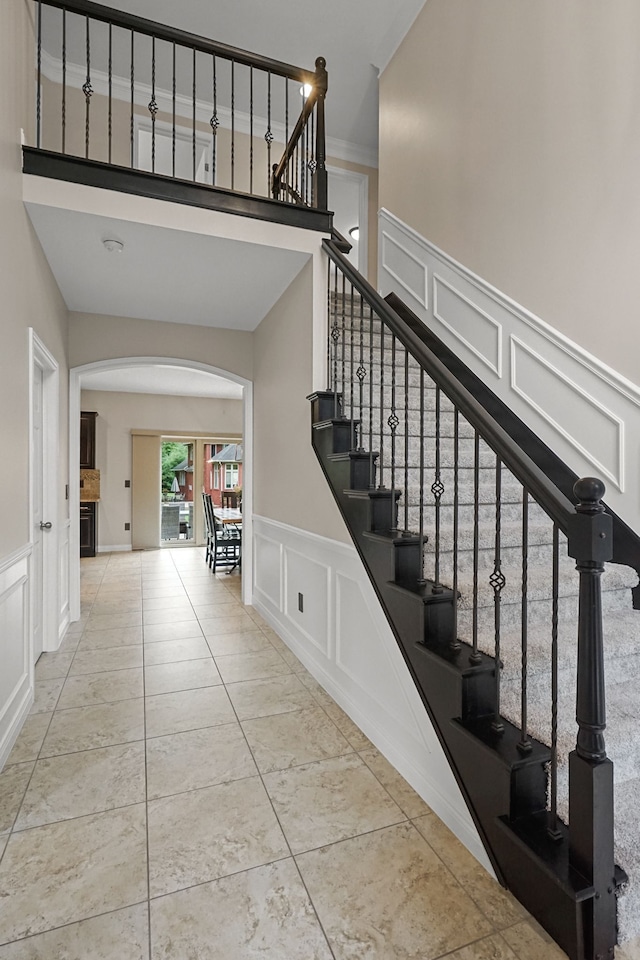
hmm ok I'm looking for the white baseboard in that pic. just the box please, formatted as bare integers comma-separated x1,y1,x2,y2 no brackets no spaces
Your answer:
97,544,132,553
252,514,493,876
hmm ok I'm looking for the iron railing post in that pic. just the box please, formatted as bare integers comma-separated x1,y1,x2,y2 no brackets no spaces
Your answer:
567,477,616,960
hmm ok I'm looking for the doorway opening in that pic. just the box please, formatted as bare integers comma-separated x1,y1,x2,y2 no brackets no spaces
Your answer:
161,440,194,543
69,357,253,620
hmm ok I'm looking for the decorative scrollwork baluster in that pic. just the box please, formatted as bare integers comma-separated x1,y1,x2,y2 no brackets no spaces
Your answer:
490,456,505,733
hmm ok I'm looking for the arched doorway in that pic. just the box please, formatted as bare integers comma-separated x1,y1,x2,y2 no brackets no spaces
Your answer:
68,357,253,620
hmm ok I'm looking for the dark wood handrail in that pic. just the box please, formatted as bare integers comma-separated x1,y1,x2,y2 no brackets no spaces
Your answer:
323,238,576,533
38,0,316,82
387,291,640,597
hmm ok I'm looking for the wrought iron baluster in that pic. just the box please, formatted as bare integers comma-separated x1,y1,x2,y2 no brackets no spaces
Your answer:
284,79,289,201
172,43,176,178
349,282,355,446
130,30,134,168
404,348,409,532
490,456,505,733
519,488,532,753
451,409,460,650
210,55,218,185
249,66,253,194
378,320,385,490
309,110,316,206
36,0,42,148
83,16,92,159
418,368,425,580
230,59,235,190
149,37,157,173
357,290,366,452
107,23,112,164
192,48,196,181
548,523,561,839
300,111,306,205
265,71,273,183
368,302,374,488
331,262,339,420
470,430,481,664
340,272,346,411
326,256,331,389
388,335,398,528
61,8,66,154
432,385,444,591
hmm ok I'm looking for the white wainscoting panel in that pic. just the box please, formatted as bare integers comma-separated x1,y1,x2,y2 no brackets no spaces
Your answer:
379,208,640,533
58,519,70,643
0,545,33,769
381,231,428,308
433,274,502,378
284,548,330,655
252,515,492,874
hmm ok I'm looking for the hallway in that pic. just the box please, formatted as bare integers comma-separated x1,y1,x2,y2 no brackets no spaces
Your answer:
0,549,567,958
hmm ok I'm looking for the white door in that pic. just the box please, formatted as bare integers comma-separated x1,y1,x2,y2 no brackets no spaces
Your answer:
32,362,45,662
30,331,59,660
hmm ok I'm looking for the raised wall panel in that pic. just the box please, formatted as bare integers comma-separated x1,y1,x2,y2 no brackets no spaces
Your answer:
253,533,282,610
381,231,428,308
0,547,32,768
511,337,624,491
283,548,329,655
433,274,502,378
378,208,640,534
58,521,70,641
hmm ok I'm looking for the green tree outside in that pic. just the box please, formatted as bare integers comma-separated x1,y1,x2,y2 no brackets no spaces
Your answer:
161,442,188,493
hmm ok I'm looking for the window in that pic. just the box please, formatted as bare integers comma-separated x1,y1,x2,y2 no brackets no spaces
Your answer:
224,463,239,489
214,463,220,488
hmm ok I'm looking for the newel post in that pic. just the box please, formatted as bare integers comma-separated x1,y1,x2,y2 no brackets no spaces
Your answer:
313,56,328,210
567,478,616,960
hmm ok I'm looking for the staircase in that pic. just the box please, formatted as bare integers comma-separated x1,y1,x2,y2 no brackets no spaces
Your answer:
310,239,640,960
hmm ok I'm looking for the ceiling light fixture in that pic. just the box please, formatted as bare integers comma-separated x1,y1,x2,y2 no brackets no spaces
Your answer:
300,82,313,98
102,238,124,253
348,226,360,242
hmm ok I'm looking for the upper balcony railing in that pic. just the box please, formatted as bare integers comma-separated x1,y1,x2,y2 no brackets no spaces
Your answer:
29,0,330,228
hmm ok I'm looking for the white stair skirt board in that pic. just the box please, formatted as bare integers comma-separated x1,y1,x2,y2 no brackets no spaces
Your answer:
378,209,640,540
331,312,640,942
251,515,493,877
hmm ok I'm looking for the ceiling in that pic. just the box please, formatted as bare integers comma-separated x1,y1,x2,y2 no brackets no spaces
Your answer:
81,364,243,399
25,203,310,330
100,0,427,165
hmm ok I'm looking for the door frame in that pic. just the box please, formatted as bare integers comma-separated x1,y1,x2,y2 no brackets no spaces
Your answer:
29,329,60,655
327,164,369,277
69,357,253,618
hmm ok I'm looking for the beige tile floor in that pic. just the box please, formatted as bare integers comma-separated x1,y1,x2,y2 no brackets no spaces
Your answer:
0,547,598,959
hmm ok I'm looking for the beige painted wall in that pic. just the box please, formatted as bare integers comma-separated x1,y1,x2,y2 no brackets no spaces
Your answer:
131,434,161,549
2,0,69,556
69,312,253,381
379,0,640,386
253,260,348,543
81,389,242,549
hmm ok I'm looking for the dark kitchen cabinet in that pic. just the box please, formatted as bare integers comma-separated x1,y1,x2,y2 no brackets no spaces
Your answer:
80,411,97,469
80,502,96,558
